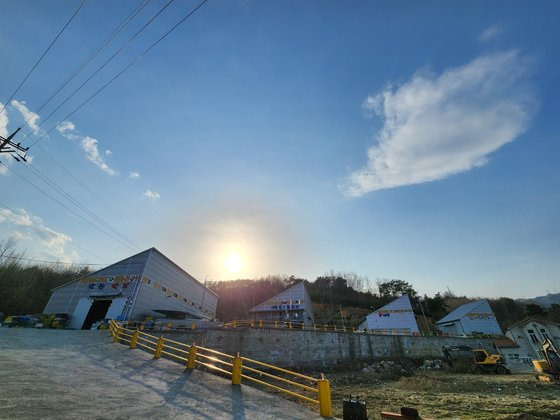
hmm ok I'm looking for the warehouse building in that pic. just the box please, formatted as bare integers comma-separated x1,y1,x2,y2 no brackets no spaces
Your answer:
358,294,420,335
44,248,218,330
250,282,315,326
436,299,502,336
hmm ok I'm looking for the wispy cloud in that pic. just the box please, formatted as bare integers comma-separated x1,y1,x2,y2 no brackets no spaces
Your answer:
0,208,78,263
56,120,79,140
81,136,118,176
0,103,9,175
129,171,140,179
11,99,43,134
0,102,8,137
479,25,502,42
345,51,536,196
143,189,160,201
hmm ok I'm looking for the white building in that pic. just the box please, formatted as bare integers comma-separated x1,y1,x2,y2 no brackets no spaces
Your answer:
250,282,315,326
436,299,502,336
358,294,420,335
505,318,560,359
44,248,218,329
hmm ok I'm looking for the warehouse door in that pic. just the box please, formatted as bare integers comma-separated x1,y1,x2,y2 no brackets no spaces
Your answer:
68,297,92,329
105,297,127,320
81,299,112,330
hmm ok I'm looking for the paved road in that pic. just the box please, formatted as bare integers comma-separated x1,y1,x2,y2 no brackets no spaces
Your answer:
0,328,322,419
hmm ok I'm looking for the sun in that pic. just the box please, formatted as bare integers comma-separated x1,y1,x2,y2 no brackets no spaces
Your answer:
224,253,243,274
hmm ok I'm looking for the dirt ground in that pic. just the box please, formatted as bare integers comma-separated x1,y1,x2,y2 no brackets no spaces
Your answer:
0,328,322,420
328,370,560,419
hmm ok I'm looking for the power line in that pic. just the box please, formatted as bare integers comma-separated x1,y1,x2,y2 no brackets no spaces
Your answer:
26,0,209,149
18,0,154,132
21,162,142,250
36,145,153,247
20,0,177,144
1,255,103,266
0,0,87,116
0,200,107,263
0,162,138,252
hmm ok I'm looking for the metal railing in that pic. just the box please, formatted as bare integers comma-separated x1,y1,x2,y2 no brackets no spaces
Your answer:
109,320,332,417
222,319,428,336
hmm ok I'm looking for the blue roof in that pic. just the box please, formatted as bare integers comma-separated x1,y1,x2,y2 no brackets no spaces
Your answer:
436,299,491,324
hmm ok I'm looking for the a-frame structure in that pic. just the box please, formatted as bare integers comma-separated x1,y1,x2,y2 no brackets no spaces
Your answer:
358,294,420,334
250,282,315,325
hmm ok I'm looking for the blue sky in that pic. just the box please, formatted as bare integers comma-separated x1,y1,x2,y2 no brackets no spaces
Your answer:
0,1,558,298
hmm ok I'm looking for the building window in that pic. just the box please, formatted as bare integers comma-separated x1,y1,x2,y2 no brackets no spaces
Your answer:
527,329,539,344
161,287,167,293
540,329,550,341
147,279,152,285
173,293,178,298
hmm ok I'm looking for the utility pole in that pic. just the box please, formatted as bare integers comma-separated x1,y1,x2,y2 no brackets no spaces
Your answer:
418,298,431,335
0,128,28,162
200,275,208,320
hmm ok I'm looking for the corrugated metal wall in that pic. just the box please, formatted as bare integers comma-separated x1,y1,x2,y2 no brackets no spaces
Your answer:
43,250,149,316
362,295,420,334
252,282,314,325
130,250,218,320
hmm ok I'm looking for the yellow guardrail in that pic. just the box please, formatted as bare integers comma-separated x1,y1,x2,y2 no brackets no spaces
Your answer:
109,320,332,417
222,319,427,336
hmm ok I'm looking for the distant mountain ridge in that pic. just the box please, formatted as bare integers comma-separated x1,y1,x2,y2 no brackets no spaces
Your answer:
517,292,560,307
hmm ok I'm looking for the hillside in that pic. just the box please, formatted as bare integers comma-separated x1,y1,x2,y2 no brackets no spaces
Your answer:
517,292,560,308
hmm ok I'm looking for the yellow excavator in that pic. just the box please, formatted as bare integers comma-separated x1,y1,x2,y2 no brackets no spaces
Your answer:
532,338,560,383
442,345,510,374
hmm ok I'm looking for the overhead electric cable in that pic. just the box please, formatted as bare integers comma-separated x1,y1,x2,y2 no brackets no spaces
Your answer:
26,0,209,149
0,162,138,252
0,0,87,116
20,0,177,144
36,145,153,247
22,163,142,250
0,200,107,263
1,255,103,266
18,0,153,132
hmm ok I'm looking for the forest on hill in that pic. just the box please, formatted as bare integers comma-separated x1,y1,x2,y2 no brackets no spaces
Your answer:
208,274,560,331
1,238,559,330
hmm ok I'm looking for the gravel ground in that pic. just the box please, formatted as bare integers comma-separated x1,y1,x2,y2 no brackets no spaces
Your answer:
0,328,322,420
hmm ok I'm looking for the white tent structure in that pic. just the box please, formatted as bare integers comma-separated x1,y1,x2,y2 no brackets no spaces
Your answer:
358,294,420,335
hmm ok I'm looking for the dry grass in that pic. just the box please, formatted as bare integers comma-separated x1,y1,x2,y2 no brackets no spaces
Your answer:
328,371,560,419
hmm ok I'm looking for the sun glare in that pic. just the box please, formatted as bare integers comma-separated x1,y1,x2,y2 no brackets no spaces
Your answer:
224,253,243,273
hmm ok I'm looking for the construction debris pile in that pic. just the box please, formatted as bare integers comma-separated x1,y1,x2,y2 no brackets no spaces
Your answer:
419,359,443,370
361,360,414,378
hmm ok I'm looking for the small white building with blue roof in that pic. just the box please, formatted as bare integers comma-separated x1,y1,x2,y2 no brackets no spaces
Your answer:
436,299,502,336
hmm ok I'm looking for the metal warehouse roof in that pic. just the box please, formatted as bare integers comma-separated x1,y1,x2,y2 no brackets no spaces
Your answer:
436,299,492,325
50,247,218,297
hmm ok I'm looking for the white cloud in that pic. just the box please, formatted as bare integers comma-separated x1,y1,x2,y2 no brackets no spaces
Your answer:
143,189,160,201
0,102,8,137
11,99,43,134
0,102,9,175
105,149,112,155
346,51,536,196
129,171,140,179
479,25,502,42
81,136,118,176
0,208,78,263
56,120,79,140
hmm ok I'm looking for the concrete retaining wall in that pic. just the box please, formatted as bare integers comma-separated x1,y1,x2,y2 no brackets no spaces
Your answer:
163,327,494,368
